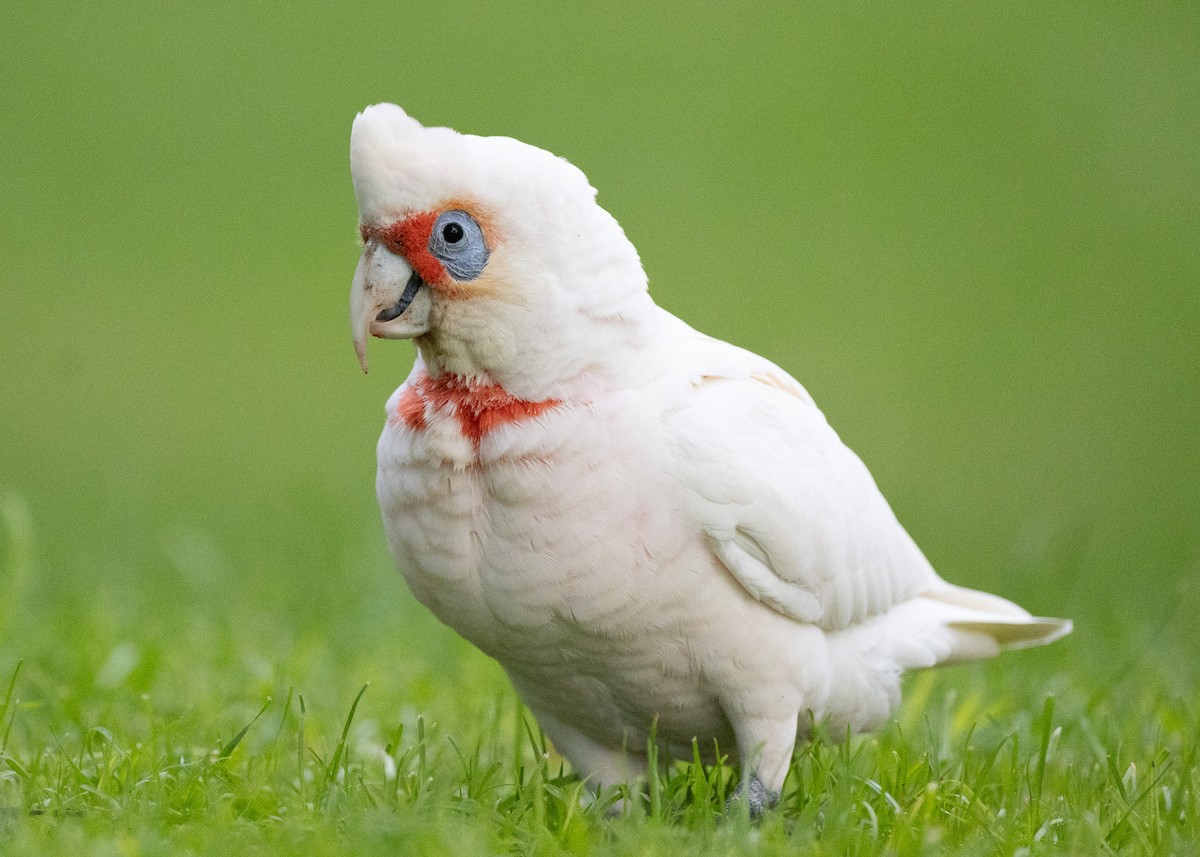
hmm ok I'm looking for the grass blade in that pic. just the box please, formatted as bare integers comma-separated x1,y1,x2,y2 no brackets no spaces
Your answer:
325,683,369,788
218,696,273,761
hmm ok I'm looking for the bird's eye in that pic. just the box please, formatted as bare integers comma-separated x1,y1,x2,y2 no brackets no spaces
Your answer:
429,210,489,281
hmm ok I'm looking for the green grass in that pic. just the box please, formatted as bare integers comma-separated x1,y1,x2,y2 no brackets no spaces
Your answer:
2,0,1198,854
0,631,1196,854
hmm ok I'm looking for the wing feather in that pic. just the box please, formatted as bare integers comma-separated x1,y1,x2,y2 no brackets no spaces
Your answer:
661,330,938,630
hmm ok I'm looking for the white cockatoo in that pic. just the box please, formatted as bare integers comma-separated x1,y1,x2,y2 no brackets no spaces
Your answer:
348,103,1070,811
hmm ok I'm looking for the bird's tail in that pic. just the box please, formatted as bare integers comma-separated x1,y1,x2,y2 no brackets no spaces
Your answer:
905,582,1072,665
821,583,1070,735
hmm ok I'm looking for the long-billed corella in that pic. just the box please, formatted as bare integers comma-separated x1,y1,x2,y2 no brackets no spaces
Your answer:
347,103,1071,813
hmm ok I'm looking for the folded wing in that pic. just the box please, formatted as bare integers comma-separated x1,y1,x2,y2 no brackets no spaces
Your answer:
661,327,1069,650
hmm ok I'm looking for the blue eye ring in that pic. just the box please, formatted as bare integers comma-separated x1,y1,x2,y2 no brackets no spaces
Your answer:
429,210,489,281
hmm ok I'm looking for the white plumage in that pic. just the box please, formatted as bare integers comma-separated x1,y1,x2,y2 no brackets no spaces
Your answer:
347,103,1070,803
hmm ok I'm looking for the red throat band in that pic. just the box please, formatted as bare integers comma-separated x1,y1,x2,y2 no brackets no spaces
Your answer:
394,368,561,445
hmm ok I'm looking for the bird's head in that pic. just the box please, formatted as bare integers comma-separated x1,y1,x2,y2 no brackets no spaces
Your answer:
349,103,652,397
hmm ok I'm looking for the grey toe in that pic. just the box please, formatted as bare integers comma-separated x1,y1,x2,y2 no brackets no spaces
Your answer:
726,772,779,819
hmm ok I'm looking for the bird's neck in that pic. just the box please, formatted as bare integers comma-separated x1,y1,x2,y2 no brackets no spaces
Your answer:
414,290,664,401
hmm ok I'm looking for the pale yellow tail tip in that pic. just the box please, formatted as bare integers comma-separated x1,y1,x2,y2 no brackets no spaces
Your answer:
950,616,1073,650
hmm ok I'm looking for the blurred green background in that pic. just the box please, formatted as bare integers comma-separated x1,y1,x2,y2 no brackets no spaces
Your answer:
1,0,1197,734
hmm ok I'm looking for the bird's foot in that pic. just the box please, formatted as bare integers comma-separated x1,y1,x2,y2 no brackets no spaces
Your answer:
725,772,778,819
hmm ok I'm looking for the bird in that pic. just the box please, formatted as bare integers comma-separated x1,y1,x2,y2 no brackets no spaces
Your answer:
347,103,1071,814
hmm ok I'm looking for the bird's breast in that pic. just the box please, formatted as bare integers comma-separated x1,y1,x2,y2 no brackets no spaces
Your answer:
376,379,695,654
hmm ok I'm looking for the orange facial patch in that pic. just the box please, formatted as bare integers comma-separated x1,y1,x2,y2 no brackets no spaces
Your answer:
360,203,497,296
394,368,561,445
367,211,446,286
